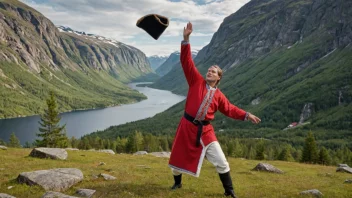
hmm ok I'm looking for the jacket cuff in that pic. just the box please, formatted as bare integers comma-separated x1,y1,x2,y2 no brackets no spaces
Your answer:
244,112,249,121
181,40,189,45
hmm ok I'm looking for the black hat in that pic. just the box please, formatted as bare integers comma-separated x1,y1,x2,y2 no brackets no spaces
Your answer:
136,14,169,40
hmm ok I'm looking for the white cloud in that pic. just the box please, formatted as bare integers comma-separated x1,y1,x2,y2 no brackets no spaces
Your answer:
21,0,249,56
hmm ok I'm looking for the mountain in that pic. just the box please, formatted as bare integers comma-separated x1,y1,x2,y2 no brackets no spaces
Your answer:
0,0,153,118
92,0,352,138
147,55,168,71
155,50,198,76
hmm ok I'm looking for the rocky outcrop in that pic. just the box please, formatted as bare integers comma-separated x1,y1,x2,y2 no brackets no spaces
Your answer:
148,55,168,71
197,0,352,70
299,103,313,123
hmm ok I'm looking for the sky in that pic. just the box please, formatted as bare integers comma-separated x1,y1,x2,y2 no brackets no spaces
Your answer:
21,0,250,56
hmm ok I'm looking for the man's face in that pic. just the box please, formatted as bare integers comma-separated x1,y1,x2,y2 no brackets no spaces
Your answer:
206,66,220,82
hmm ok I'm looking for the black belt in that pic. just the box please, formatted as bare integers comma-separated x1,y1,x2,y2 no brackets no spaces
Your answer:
184,112,210,147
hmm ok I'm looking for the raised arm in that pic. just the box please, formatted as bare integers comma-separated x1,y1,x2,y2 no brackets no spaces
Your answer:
180,22,203,86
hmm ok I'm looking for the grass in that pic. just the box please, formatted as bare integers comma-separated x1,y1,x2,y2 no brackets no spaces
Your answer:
0,148,351,197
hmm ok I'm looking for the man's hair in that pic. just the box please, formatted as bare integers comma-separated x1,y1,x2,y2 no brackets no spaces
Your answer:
211,65,223,86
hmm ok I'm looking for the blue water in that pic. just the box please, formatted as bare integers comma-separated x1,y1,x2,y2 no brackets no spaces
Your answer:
0,83,185,144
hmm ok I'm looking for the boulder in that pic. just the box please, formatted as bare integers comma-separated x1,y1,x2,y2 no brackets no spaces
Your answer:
336,167,352,174
300,189,323,197
17,168,83,191
29,148,67,160
133,151,148,155
149,152,171,158
76,189,96,197
0,193,16,198
99,173,116,180
97,149,115,154
344,179,352,184
252,163,284,174
0,145,7,150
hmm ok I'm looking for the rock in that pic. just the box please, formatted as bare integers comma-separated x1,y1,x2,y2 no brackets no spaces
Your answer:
29,148,68,160
99,173,116,180
41,191,78,198
0,193,16,198
336,167,352,174
7,186,13,189
252,163,284,174
0,145,8,150
76,189,96,197
97,149,115,154
149,152,171,158
344,179,352,184
98,162,106,166
17,168,83,191
133,151,148,155
300,189,323,197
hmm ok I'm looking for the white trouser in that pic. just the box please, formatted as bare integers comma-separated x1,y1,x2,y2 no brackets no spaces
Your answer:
172,141,230,175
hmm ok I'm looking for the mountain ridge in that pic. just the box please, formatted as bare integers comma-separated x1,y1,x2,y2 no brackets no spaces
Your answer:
0,0,154,118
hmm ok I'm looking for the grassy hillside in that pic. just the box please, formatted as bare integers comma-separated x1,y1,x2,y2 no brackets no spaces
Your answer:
0,148,351,197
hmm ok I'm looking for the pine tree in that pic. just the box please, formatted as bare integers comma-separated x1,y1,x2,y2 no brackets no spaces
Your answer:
301,131,319,163
233,139,243,158
24,141,32,148
318,147,331,165
8,132,21,148
0,138,6,146
255,139,265,160
36,91,68,148
278,146,294,161
126,131,144,153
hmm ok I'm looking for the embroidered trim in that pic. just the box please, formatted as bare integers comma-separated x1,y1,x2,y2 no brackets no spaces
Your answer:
195,87,216,121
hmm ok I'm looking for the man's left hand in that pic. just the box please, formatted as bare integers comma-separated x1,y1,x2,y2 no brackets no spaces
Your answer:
248,113,261,124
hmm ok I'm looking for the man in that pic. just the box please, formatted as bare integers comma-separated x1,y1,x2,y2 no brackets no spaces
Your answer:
168,22,261,198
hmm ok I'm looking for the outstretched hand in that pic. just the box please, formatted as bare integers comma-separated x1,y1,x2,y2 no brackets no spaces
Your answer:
248,113,261,124
183,22,192,41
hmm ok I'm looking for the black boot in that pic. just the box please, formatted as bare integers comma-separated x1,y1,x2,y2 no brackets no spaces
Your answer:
219,171,237,198
171,174,182,190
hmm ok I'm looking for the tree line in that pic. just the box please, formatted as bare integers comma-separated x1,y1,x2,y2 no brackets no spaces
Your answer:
1,92,351,167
